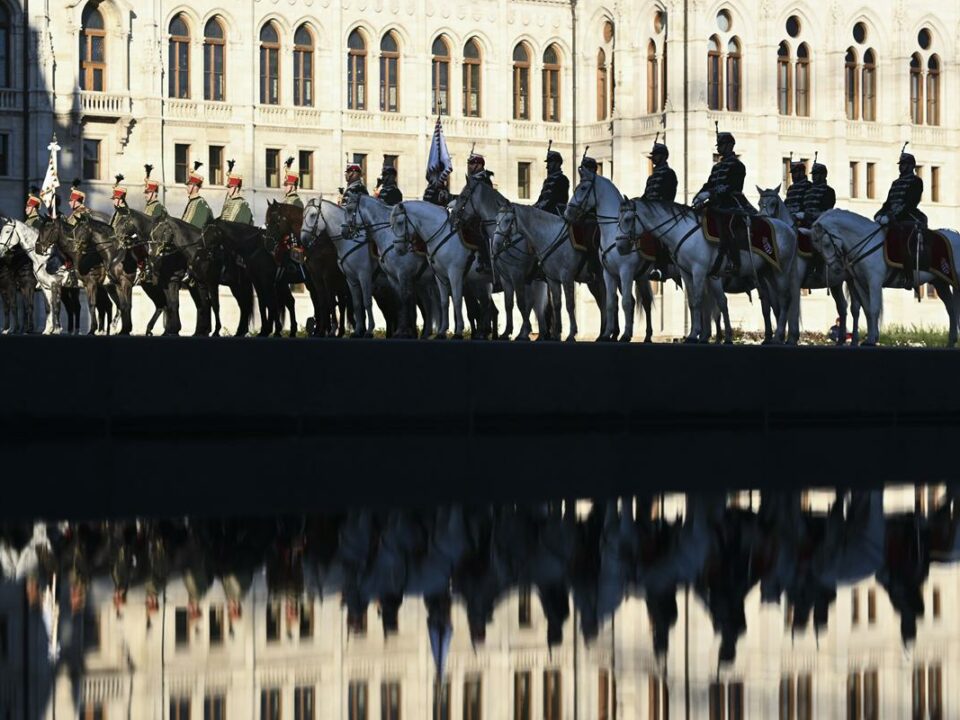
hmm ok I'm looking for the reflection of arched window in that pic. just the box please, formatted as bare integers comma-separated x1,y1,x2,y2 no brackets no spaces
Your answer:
707,35,721,110
0,4,9,88
795,43,810,117
80,4,106,92
462,38,481,117
844,48,858,119
597,49,608,120
646,41,660,114
168,14,190,99
293,24,314,107
379,32,399,112
204,18,225,101
259,22,280,105
347,29,367,110
927,55,940,126
431,36,450,115
910,53,923,124
862,49,876,121
512,43,530,120
542,44,561,122
777,42,791,115
725,37,741,111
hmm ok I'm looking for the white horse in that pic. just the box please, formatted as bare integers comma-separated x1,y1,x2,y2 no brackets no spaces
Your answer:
565,172,659,342
811,209,960,346
300,199,377,338
356,195,441,339
617,199,801,343
757,186,861,345
0,218,66,334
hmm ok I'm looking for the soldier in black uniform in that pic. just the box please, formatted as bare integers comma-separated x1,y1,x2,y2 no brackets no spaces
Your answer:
464,151,494,273
376,164,403,206
641,142,678,203
534,145,569,215
875,148,926,283
692,131,753,276
423,178,450,207
784,159,811,222
799,160,836,225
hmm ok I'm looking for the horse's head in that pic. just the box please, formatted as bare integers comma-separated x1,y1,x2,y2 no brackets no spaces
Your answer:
615,197,640,256
564,175,598,224
389,203,414,256
0,219,19,258
492,203,517,256
756,184,784,219
810,215,845,277
451,177,482,229
36,217,64,254
300,201,322,247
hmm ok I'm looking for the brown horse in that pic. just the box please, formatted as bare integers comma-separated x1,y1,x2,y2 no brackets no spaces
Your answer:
265,200,350,337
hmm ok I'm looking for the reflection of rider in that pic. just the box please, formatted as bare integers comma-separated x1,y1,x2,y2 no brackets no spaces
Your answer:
692,132,753,277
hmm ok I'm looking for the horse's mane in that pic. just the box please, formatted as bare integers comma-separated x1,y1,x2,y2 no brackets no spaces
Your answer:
218,220,264,238
164,216,203,235
85,216,114,235
636,198,697,221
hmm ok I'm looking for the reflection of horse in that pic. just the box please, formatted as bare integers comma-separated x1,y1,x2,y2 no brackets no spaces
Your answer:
812,209,960,346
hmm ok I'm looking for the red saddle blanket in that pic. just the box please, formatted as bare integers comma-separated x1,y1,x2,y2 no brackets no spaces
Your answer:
884,225,958,287
796,224,815,258
570,220,598,253
636,232,661,262
458,220,485,252
701,212,781,271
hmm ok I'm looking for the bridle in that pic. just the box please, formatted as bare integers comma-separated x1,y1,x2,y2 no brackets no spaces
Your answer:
303,200,369,267
617,200,700,269
0,218,23,257
390,202,458,264
564,173,621,227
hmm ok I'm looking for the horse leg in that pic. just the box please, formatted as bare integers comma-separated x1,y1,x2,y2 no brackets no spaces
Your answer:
451,272,466,340
165,280,182,336
144,284,166,336
600,268,617,342
831,283,849,346
684,273,706,343
932,280,957,347
85,280,99,335
500,281,515,341
862,281,882,346
49,284,61,334
544,278,562,341
563,278,578,342
618,267,636,343
346,277,365,338
638,279,654,343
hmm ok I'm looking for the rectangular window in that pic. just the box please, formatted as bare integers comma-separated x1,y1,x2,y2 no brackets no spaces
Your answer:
863,670,878,720
349,681,368,720
928,665,942,719
649,676,662,720
299,150,315,191
0,134,8,176
170,697,191,720
513,65,529,120
849,162,860,199
932,585,941,618
266,599,282,641
266,149,281,188
299,599,314,638
517,162,531,200
204,694,226,720
866,163,876,199
175,144,190,185
728,682,744,720
208,145,224,186
463,676,482,720
175,607,189,647
295,686,315,720
913,666,926,720
383,154,399,176
867,589,876,624
931,166,940,203
209,605,224,645
847,673,861,720
433,680,451,720
709,682,724,720
797,675,812,720
381,681,401,720
353,153,367,186
598,670,609,720
514,672,531,720
597,162,604,177
780,676,794,720
261,688,282,720
380,52,399,112
544,670,561,720
82,139,101,180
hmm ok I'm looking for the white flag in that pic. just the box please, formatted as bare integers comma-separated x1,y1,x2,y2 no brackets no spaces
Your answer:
425,116,453,184
40,136,61,218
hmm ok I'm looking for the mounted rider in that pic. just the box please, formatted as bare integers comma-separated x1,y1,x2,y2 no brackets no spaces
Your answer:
571,148,604,280
376,163,403,206
534,140,569,215
465,149,495,273
641,136,678,203
143,164,166,219
799,155,836,225
423,176,450,207
110,174,130,232
219,160,253,224
24,186,44,229
784,155,811,222
282,157,304,209
182,162,213,229
65,180,90,227
692,127,754,276
875,143,926,284
339,161,369,238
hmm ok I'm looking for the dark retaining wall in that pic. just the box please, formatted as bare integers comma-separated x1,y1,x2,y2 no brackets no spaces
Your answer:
2,336,957,519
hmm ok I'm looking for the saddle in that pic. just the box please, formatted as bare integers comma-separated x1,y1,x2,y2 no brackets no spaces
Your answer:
457,220,484,252
795,220,815,259
701,211,781,271
884,224,958,287
570,219,599,253
635,231,661,263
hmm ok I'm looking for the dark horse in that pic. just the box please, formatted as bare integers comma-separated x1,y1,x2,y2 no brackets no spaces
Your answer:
0,247,37,333
264,201,310,337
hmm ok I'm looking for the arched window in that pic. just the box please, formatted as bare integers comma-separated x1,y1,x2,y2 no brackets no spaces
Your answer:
259,21,280,105
0,4,12,88
512,42,530,120
707,35,722,111
542,44,561,122
646,41,659,114
203,18,225,101
927,55,940,126
795,43,810,117
725,37,741,111
777,42,791,115
861,49,876,121
431,36,450,115
347,29,367,110
380,32,399,113
79,4,106,92
597,49,608,120
168,14,190,99
844,48,858,120
462,38,481,117
910,53,923,124
293,24,314,107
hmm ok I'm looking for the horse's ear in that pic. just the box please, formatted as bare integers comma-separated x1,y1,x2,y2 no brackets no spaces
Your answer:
774,183,782,195
755,185,763,195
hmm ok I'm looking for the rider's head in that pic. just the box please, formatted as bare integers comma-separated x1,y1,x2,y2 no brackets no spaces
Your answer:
467,152,486,175
226,160,243,198
186,163,204,198
345,162,363,185
26,187,41,216
68,182,85,211
898,152,917,176
811,162,828,183
143,165,160,203
790,161,807,183
545,149,563,175
649,143,669,166
716,132,736,157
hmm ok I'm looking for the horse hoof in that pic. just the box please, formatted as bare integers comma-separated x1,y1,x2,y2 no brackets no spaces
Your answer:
452,334,464,340
514,335,530,342
433,334,447,340
683,337,698,344
644,337,653,344
564,335,577,343
618,334,631,343
723,338,734,346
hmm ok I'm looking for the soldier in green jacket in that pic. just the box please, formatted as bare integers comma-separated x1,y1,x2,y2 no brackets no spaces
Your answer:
282,157,304,209
25,187,44,229
143,164,166,219
65,180,90,227
110,174,130,232
182,161,213,228
219,160,254,224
